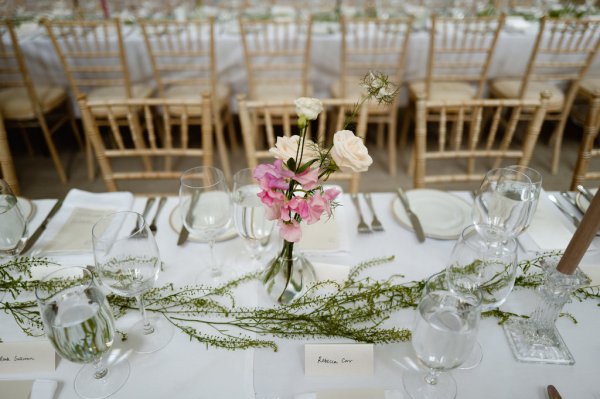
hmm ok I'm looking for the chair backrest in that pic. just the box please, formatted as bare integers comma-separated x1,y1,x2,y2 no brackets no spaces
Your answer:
571,94,600,190
238,17,313,100
43,18,133,98
237,95,368,193
140,18,217,98
0,112,19,195
339,16,413,99
519,17,600,100
78,94,213,192
413,92,550,188
427,14,505,99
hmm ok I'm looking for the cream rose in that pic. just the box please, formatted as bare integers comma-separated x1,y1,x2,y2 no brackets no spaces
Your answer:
331,130,372,173
269,135,319,162
294,97,323,120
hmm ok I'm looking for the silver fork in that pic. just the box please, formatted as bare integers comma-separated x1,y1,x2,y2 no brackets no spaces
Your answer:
350,193,371,234
149,197,168,234
363,192,384,231
132,197,155,234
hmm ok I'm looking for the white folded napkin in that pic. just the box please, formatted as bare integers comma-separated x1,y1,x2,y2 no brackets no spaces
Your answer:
298,211,349,254
34,189,133,255
524,194,573,251
0,380,57,399
31,380,58,399
294,389,404,399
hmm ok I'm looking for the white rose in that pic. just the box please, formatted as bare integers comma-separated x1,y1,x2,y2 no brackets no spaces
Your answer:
269,135,319,162
294,97,323,120
331,130,373,173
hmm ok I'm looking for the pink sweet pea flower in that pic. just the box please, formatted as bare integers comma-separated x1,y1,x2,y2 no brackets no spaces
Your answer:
278,220,302,242
323,187,341,201
253,160,293,191
293,167,319,191
305,193,327,224
287,196,310,220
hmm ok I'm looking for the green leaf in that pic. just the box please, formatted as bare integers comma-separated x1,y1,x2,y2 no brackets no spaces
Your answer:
296,159,318,174
286,158,296,171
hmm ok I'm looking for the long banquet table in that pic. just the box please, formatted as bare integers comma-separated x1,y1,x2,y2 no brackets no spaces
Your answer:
1,192,600,398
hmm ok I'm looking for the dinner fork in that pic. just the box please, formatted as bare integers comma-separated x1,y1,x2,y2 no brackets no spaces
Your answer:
350,193,371,234
132,197,155,235
363,193,384,231
149,197,168,234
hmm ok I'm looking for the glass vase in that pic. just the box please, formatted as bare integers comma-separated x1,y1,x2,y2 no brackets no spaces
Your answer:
262,240,316,304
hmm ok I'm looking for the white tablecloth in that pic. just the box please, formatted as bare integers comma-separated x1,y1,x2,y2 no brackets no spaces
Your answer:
1,192,600,398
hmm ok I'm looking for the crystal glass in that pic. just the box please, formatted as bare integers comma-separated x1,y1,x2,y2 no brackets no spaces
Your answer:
506,165,542,231
179,166,232,277
0,179,28,256
403,290,481,399
36,266,129,399
92,211,173,353
446,225,518,311
472,168,533,241
232,168,274,263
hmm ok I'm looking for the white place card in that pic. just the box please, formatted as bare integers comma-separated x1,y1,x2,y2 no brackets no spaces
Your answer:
305,344,374,377
0,341,55,374
43,207,113,253
317,389,385,399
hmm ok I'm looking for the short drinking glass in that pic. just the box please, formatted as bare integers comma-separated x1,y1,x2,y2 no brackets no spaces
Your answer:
0,179,28,256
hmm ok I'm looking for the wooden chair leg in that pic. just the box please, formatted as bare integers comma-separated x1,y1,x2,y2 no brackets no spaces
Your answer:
37,116,67,183
0,117,20,195
570,97,600,190
19,125,34,156
214,110,232,182
376,122,384,148
399,106,412,150
388,113,398,176
223,106,238,152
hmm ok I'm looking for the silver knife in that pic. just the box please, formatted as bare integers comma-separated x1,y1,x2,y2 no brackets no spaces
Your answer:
576,185,596,203
396,187,425,242
20,199,63,253
548,194,580,228
177,225,189,246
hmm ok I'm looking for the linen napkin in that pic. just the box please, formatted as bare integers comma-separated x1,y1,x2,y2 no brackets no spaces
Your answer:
0,380,57,399
524,193,574,251
34,189,133,255
293,389,403,399
297,209,350,254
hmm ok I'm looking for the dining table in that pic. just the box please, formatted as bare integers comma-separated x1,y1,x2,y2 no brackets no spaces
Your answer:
1,190,599,399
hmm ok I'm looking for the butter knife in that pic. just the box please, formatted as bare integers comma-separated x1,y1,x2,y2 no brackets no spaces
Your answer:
547,385,562,399
21,199,63,253
576,185,596,203
396,187,425,242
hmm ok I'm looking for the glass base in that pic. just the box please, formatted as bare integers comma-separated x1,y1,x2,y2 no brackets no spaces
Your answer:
403,370,456,399
503,318,575,365
458,341,483,370
74,359,129,399
128,315,174,354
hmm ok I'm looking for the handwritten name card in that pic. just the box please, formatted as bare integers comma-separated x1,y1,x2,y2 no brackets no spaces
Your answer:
305,343,373,377
0,341,55,374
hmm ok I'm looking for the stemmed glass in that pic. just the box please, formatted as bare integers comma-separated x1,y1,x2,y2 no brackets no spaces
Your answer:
472,168,533,242
0,179,28,256
506,165,542,231
36,266,129,399
179,166,232,278
403,290,481,399
92,211,173,353
232,168,274,266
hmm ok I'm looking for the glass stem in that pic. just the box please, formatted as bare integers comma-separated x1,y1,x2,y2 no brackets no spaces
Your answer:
424,369,439,386
209,239,220,276
136,295,155,335
92,358,108,380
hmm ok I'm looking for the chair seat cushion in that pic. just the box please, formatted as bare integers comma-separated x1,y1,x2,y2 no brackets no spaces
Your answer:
490,79,564,109
164,84,230,115
87,84,154,116
253,83,313,101
408,81,477,101
578,78,600,97
0,86,67,120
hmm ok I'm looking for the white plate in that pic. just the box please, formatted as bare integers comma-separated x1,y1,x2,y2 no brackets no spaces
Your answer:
391,189,471,240
575,188,598,214
169,205,237,243
17,197,35,221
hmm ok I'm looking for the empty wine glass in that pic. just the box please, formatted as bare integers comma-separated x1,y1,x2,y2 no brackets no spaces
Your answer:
0,179,28,256
179,166,232,277
232,168,274,264
446,224,518,311
92,211,173,353
36,266,129,399
403,290,481,399
472,168,533,241
506,165,542,231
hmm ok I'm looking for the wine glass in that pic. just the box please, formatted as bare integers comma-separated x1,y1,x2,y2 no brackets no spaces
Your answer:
179,166,232,277
0,179,28,256
403,290,481,399
472,168,533,241
446,224,518,311
36,266,129,399
232,168,274,264
506,165,542,231
92,211,173,353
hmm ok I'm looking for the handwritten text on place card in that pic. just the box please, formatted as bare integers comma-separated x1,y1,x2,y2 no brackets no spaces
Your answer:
0,341,55,374
305,343,373,377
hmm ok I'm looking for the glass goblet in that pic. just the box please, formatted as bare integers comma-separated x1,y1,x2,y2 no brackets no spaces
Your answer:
36,266,129,399
92,211,173,354
232,168,274,264
403,290,481,399
506,165,542,231
179,166,232,277
446,224,518,311
0,179,28,256
472,168,532,241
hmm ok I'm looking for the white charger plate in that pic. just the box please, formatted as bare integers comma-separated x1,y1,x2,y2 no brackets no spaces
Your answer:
17,197,35,221
169,205,237,243
391,189,471,240
575,188,598,214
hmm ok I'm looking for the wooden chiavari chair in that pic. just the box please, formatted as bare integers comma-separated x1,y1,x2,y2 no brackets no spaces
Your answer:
413,92,550,188
237,95,368,194
571,78,600,190
239,17,313,101
334,16,413,176
490,17,600,175
140,18,233,182
0,112,19,194
0,20,82,184
79,94,213,193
